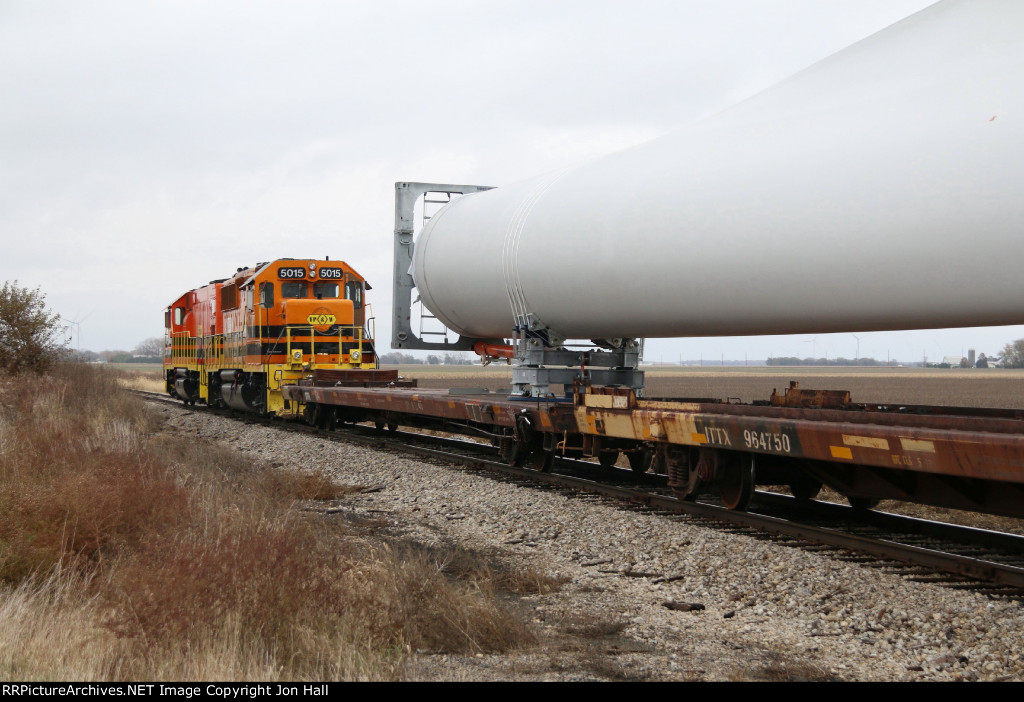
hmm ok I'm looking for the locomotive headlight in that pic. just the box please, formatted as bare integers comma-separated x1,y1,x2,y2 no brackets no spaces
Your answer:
350,349,361,362
292,349,303,361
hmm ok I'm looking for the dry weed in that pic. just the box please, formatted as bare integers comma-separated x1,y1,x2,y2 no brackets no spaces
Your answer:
0,362,541,681
0,572,127,681
116,370,166,394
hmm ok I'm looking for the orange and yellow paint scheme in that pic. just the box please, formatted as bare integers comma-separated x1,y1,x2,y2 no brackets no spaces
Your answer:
164,258,376,416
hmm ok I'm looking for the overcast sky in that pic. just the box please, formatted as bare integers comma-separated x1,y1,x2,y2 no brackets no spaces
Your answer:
5,0,1008,364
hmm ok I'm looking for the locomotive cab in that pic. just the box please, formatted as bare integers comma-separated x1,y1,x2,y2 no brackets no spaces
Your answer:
164,290,201,404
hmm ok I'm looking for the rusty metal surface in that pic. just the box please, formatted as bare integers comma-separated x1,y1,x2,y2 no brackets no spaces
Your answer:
770,381,851,409
306,368,417,387
284,379,1024,488
282,385,577,432
575,385,1024,486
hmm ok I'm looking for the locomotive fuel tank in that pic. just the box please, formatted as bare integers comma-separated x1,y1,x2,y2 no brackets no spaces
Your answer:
411,0,1024,342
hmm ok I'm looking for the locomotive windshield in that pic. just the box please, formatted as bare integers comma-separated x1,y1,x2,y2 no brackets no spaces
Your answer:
253,272,361,305
313,282,339,299
281,282,308,298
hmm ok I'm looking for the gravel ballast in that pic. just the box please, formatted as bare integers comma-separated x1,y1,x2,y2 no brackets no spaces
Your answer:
159,404,1024,681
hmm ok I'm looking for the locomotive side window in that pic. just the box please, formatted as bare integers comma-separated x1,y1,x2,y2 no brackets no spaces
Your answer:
281,282,308,298
259,282,274,307
345,281,363,309
174,307,184,325
313,283,339,299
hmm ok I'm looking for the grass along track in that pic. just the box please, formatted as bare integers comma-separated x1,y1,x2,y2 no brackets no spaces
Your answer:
139,388,1024,597
1,366,550,681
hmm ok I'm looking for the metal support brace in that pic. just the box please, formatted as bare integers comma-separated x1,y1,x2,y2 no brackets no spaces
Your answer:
392,181,645,399
510,322,644,398
392,181,496,351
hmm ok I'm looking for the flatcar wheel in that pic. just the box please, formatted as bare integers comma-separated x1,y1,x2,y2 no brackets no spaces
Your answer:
320,407,337,431
848,496,880,511
790,478,823,501
627,450,652,474
498,433,527,467
718,455,755,511
598,450,620,469
530,449,555,472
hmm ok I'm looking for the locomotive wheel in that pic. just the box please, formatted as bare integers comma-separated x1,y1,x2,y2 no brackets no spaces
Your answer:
790,477,823,501
718,454,756,511
598,450,620,469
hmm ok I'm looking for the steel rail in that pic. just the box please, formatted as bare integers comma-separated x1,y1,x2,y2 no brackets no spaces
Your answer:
312,420,1024,591
135,389,1024,592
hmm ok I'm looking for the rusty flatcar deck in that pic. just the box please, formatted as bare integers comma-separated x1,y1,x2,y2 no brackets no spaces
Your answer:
283,380,1024,517
579,387,1024,485
283,383,578,433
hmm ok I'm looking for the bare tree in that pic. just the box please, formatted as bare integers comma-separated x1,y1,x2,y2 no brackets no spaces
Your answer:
133,337,164,358
0,281,62,373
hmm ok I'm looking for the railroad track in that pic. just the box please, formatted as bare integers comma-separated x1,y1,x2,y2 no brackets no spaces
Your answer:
135,389,1024,597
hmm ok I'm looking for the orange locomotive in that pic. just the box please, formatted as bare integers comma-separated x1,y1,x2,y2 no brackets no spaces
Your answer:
164,258,377,415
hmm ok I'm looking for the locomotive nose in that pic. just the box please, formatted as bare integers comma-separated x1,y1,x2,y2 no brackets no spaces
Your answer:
281,299,354,329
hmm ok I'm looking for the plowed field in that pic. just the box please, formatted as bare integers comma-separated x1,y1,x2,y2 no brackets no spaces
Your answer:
392,365,1024,408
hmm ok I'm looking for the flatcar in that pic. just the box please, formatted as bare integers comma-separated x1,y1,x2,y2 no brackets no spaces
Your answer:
161,252,1024,520
166,2,1024,520
164,258,378,416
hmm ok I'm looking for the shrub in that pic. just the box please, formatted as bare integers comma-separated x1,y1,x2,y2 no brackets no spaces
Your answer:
0,281,64,373
1001,339,1024,368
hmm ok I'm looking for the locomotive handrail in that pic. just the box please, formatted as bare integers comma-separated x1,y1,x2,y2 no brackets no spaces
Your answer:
265,324,287,366
168,332,198,363
279,324,365,366
365,304,375,352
